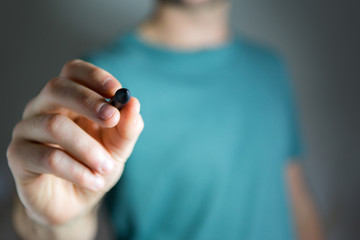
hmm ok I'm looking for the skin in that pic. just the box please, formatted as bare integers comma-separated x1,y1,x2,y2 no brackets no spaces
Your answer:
287,161,325,240
8,60,144,239
7,0,324,239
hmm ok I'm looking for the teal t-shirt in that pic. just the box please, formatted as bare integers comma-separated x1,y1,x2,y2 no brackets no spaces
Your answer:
84,31,304,240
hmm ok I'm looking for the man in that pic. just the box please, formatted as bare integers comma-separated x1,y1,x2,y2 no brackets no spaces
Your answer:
7,0,324,239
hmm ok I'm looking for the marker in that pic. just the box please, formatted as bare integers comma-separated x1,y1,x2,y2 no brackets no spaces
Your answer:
109,88,131,110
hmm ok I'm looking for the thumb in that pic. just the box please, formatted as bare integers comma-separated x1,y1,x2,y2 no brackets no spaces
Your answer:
102,97,144,162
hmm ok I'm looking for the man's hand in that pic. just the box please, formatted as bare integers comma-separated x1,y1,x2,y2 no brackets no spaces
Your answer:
7,60,144,237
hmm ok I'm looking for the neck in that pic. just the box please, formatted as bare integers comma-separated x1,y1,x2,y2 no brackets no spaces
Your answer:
138,1,231,50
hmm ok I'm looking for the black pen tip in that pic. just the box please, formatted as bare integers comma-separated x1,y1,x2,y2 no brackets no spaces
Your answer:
115,88,131,104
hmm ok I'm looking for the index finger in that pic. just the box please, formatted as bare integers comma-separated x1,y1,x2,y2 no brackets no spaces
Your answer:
60,59,121,98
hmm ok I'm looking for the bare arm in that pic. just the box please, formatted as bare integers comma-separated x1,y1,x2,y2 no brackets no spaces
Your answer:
287,161,325,240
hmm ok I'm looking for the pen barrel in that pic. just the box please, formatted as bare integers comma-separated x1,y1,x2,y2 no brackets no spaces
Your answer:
109,98,126,110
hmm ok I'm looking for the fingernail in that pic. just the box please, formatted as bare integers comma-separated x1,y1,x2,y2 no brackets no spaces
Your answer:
101,158,114,173
91,176,104,191
98,103,116,120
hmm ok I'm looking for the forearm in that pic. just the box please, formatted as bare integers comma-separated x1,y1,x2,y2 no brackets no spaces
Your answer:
12,195,98,240
287,161,325,240
292,197,324,240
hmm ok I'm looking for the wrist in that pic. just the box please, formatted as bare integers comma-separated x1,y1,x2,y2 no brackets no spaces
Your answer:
13,195,98,240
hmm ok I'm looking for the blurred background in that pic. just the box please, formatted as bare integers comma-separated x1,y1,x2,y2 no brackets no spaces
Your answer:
0,0,359,239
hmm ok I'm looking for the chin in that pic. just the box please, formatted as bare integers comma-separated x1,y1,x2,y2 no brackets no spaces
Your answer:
182,0,212,4
160,0,224,7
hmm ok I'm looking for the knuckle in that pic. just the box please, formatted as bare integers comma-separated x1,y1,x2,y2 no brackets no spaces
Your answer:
6,144,13,161
44,215,68,226
6,140,28,176
44,114,66,138
63,59,82,74
6,141,18,169
74,168,88,187
12,121,23,138
45,77,62,94
45,149,62,172
82,145,102,170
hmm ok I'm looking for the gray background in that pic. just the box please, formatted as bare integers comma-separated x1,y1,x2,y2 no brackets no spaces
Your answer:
1,0,359,239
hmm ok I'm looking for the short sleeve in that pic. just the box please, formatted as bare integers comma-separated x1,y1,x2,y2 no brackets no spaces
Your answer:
276,57,306,160
287,95,305,159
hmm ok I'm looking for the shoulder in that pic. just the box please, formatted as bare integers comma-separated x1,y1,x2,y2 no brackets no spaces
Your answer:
236,35,287,73
235,35,294,95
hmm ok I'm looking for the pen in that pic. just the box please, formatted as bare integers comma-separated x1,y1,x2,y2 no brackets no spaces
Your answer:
109,88,131,110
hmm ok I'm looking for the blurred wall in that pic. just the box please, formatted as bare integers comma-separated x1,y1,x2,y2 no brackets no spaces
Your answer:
1,0,359,239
